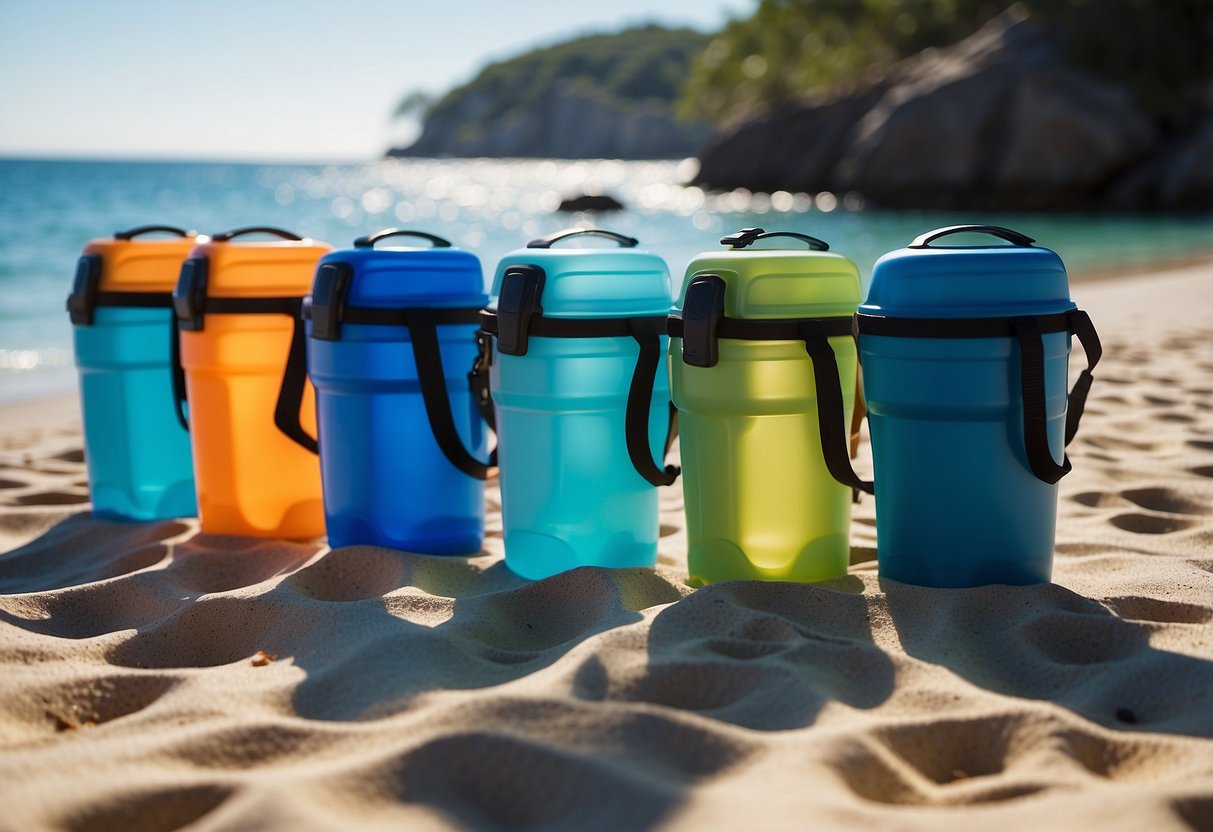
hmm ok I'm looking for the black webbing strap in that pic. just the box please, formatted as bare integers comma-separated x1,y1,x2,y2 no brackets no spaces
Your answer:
273,310,317,452
171,295,305,433
853,308,1101,485
275,306,496,479
626,318,680,487
801,326,875,495
92,291,175,310
479,310,680,487
666,314,854,341
407,309,495,480
479,310,664,340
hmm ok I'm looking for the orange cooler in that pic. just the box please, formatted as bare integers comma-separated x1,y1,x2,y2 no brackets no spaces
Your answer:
172,227,331,537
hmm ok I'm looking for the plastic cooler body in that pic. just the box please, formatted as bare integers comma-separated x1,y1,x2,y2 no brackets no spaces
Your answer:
861,243,1075,587
670,249,861,585
307,243,489,554
73,306,197,520
488,246,673,580
179,238,329,539
492,335,670,579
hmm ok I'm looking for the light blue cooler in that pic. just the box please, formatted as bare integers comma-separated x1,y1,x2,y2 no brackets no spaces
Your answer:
67,225,199,520
275,229,493,554
827,225,1101,587
480,229,679,580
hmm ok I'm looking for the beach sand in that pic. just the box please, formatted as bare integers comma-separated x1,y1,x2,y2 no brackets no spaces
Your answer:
0,261,1211,831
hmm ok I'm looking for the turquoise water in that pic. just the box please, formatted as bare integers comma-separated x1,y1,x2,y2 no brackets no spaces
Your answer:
1,157,1210,402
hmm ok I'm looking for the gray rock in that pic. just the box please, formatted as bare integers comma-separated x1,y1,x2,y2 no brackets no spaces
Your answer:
694,6,1168,210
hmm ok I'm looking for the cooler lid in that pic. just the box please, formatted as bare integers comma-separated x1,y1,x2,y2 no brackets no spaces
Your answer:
676,228,861,319
318,229,487,308
862,225,1075,319
489,228,672,318
187,226,331,296
81,225,200,292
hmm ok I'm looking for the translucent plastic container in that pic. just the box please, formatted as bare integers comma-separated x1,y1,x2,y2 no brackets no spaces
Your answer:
291,229,491,553
483,229,677,580
669,228,862,585
856,225,1101,587
173,227,331,538
68,225,200,520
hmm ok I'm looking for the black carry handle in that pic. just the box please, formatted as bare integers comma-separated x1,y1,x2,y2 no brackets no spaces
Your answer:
354,229,452,249
274,308,496,480
625,318,680,487
802,328,874,495
527,228,638,249
210,226,304,243
1014,310,1101,484
720,227,830,251
908,225,1036,248
114,225,194,240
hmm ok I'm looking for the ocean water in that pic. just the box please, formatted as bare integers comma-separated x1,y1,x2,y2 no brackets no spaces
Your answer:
1,157,1210,403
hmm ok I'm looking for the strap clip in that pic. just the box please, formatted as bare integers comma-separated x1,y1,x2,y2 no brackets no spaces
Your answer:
495,265,545,356
680,274,726,368
309,263,353,341
172,257,209,332
67,255,102,326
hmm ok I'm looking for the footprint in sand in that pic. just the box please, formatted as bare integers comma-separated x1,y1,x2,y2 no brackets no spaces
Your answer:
13,491,90,506
1108,513,1198,535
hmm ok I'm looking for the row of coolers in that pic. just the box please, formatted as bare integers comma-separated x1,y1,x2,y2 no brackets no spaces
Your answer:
68,224,1099,588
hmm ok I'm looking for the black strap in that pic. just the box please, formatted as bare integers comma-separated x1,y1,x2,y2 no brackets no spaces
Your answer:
667,314,853,342
343,307,481,327
1012,311,1101,484
407,310,495,480
854,311,1074,339
801,327,874,495
626,319,680,487
480,309,668,340
853,308,1100,486
170,313,189,431
273,308,318,453
92,291,175,310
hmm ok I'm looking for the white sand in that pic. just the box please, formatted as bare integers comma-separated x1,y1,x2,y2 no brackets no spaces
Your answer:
0,263,1211,831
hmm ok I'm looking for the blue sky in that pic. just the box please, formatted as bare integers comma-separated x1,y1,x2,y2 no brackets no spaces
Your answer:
0,0,751,162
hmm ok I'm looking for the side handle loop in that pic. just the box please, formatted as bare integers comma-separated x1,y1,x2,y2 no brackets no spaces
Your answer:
1013,309,1101,484
407,309,495,480
803,327,873,495
625,319,680,487
273,302,319,454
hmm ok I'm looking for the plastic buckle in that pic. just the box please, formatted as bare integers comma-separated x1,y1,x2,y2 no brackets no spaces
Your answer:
719,227,764,249
309,263,353,341
495,265,545,356
468,330,494,418
67,255,102,326
173,257,209,332
681,274,726,367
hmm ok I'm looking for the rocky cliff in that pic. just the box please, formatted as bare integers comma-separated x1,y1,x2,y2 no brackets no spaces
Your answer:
693,7,1212,211
393,83,708,160
388,26,710,160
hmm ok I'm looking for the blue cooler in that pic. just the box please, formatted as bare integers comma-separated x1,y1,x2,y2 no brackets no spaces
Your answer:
68,225,199,520
276,229,493,554
480,229,679,580
821,225,1102,587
